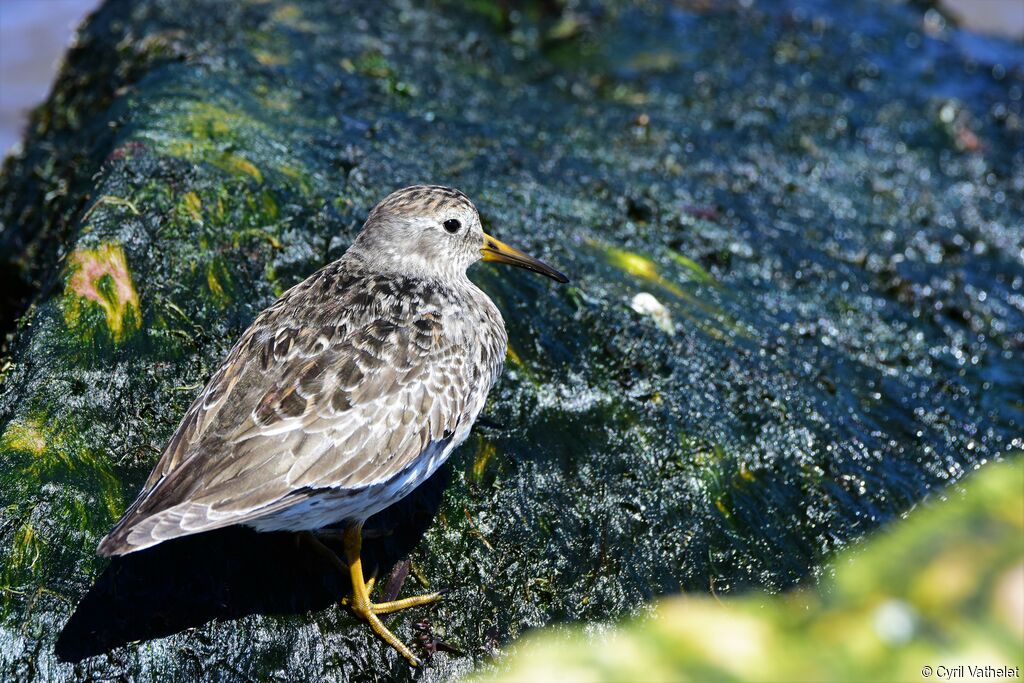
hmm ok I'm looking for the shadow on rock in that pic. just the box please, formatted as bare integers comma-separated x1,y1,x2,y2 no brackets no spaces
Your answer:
55,464,451,663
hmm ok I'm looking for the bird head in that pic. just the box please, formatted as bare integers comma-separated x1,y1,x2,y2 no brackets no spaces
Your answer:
350,185,568,284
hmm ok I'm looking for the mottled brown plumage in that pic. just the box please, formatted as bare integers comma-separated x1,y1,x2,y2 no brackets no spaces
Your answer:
96,184,567,665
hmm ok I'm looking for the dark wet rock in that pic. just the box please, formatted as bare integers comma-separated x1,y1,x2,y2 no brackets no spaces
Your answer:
0,0,1021,680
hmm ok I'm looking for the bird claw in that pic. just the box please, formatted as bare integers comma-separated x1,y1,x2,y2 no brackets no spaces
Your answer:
345,594,441,667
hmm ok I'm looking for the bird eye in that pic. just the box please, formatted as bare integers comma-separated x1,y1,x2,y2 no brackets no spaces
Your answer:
443,218,461,233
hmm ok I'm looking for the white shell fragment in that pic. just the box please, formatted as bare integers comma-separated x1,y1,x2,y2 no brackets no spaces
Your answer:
630,292,675,335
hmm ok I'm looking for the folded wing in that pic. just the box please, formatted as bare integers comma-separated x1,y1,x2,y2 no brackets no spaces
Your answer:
98,273,481,555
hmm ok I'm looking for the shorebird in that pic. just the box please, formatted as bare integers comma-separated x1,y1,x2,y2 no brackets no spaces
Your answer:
97,185,567,665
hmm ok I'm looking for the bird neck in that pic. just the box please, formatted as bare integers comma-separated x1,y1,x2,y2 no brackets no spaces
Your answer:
341,245,474,289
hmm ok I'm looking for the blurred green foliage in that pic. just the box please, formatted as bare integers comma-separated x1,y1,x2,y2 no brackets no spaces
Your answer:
474,456,1024,682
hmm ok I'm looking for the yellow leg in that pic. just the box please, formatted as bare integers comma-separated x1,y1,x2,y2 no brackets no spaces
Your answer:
340,575,375,607
341,522,442,667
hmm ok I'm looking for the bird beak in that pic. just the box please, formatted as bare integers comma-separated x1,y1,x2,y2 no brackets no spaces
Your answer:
480,233,569,283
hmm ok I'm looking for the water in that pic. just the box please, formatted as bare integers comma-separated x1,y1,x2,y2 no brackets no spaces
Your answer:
0,0,100,157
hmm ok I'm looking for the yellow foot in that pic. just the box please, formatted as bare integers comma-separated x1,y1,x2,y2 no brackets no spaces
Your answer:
371,591,442,615
347,590,443,666
340,576,375,606
305,525,442,667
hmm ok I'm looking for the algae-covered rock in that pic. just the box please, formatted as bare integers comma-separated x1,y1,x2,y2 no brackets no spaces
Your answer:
0,0,1021,680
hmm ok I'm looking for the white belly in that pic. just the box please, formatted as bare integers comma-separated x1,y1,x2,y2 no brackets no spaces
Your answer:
244,426,465,532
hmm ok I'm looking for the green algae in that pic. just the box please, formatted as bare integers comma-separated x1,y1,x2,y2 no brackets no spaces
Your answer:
343,51,419,97
2,523,43,596
0,413,123,603
81,196,141,222
204,259,232,306
667,251,718,287
134,99,314,191
597,241,684,296
589,240,747,343
1,420,47,457
177,191,203,224
62,243,141,344
155,102,266,182
1,415,123,523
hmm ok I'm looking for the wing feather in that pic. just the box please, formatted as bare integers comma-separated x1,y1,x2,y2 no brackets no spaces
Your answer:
98,267,502,556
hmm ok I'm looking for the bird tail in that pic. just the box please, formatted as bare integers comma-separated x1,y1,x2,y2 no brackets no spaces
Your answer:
96,522,143,556
97,493,306,556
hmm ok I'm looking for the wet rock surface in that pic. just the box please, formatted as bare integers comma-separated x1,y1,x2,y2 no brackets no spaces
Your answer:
0,0,1021,680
